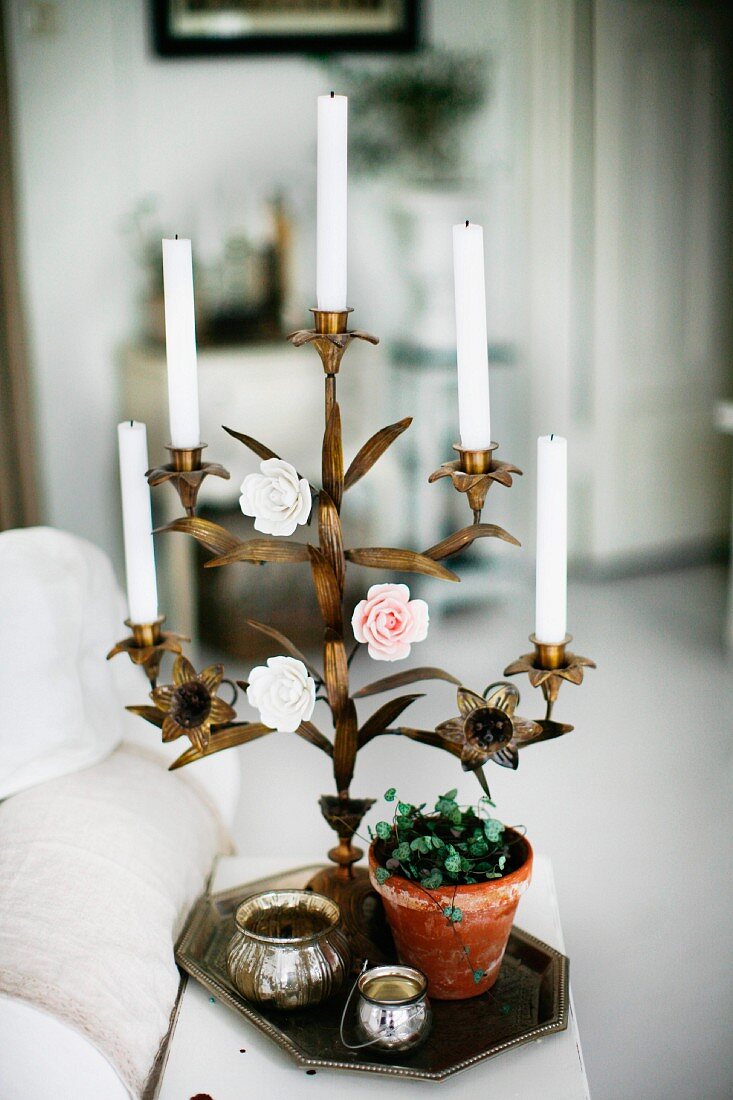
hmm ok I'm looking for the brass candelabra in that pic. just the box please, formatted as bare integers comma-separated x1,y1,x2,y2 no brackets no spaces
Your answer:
110,305,594,960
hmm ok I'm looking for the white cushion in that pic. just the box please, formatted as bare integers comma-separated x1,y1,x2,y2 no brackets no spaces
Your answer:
0,527,128,800
0,743,229,1097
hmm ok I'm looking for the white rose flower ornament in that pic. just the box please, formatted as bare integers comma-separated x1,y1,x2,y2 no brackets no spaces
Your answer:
239,458,311,536
246,656,317,733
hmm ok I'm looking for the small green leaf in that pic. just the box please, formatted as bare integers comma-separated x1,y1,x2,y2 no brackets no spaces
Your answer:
374,867,391,885
444,853,461,873
398,801,412,816
443,905,463,923
375,821,392,840
498,855,507,870
421,869,443,889
484,818,504,843
384,787,397,802
444,788,458,801
393,842,411,860
473,969,486,984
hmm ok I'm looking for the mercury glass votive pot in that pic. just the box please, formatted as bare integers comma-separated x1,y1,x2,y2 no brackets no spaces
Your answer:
226,889,351,1010
355,964,431,1052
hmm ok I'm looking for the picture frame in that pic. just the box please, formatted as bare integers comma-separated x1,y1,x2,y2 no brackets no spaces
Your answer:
152,0,420,57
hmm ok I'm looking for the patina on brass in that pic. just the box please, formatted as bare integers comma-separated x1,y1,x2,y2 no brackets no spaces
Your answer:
504,634,596,719
146,443,230,517
106,616,188,689
429,442,522,525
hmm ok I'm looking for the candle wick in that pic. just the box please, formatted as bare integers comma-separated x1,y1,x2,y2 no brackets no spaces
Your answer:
330,90,335,98
130,419,133,427
175,233,178,240
465,220,469,227
550,433,554,441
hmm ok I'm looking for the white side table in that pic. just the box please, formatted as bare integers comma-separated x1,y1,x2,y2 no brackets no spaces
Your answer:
158,854,589,1100
715,401,733,650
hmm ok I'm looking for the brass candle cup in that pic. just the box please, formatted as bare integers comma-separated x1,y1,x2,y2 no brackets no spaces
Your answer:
106,615,187,689
354,964,431,1053
146,442,230,517
226,889,351,1011
531,633,572,671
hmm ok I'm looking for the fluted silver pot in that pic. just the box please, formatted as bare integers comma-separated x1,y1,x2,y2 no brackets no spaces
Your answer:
227,889,351,1011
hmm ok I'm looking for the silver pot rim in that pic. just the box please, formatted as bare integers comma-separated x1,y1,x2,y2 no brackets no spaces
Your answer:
357,964,428,1007
234,889,341,946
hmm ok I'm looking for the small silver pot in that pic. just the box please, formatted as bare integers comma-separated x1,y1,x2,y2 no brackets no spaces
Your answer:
227,889,351,1011
353,964,431,1052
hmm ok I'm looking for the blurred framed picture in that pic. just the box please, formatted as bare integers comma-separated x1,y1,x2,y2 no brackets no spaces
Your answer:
152,0,419,56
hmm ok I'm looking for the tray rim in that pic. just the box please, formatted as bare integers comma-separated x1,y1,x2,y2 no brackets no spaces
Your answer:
175,863,570,1082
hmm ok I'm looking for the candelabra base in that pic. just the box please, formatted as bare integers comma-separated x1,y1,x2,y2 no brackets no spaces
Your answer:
306,863,394,970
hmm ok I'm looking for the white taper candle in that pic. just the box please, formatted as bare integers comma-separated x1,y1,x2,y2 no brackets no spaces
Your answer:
535,434,567,643
316,93,348,310
453,222,491,449
162,237,201,448
118,421,158,624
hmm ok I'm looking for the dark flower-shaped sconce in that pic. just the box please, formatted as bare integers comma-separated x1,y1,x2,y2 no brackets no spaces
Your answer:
148,656,236,753
431,683,543,795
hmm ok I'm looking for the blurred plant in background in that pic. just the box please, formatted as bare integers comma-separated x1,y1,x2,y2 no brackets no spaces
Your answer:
328,50,489,183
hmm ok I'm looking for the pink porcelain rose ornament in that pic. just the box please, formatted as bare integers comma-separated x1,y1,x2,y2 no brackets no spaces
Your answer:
352,583,429,662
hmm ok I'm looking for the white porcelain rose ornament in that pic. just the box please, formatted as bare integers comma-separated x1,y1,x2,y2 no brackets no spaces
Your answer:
246,656,316,733
239,458,311,537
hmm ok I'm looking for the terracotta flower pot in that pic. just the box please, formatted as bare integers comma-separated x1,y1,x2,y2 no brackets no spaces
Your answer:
368,829,533,1000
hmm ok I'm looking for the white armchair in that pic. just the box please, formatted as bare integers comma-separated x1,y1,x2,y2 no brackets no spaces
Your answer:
0,528,240,1099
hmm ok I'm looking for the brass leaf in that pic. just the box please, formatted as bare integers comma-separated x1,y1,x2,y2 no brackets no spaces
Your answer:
154,516,241,557
308,546,343,633
322,402,344,511
205,539,310,568
333,697,358,795
323,628,349,716
352,666,461,699
125,705,165,729
343,416,412,492
244,619,322,681
393,725,463,760
424,523,521,560
222,426,279,462
345,547,459,582
318,491,345,593
295,720,334,757
358,694,424,747
168,722,274,769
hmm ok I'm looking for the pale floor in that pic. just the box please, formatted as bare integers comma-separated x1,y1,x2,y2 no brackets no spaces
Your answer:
224,564,733,1100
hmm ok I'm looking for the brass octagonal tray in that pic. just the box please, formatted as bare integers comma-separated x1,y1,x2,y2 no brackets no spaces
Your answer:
175,864,569,1082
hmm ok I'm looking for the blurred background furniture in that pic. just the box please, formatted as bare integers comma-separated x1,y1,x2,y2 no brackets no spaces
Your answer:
716,400,733,650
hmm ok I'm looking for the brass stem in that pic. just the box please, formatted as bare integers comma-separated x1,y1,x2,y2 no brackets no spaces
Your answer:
127,617,164,648
311,308,352,336
530,633,572,671
325,374,336,421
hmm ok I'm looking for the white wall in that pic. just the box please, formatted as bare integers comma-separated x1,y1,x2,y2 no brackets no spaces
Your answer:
5,0,515,567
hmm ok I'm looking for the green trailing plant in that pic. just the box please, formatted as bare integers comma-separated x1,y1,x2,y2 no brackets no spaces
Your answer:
370,787,513,890
368,788,524,985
